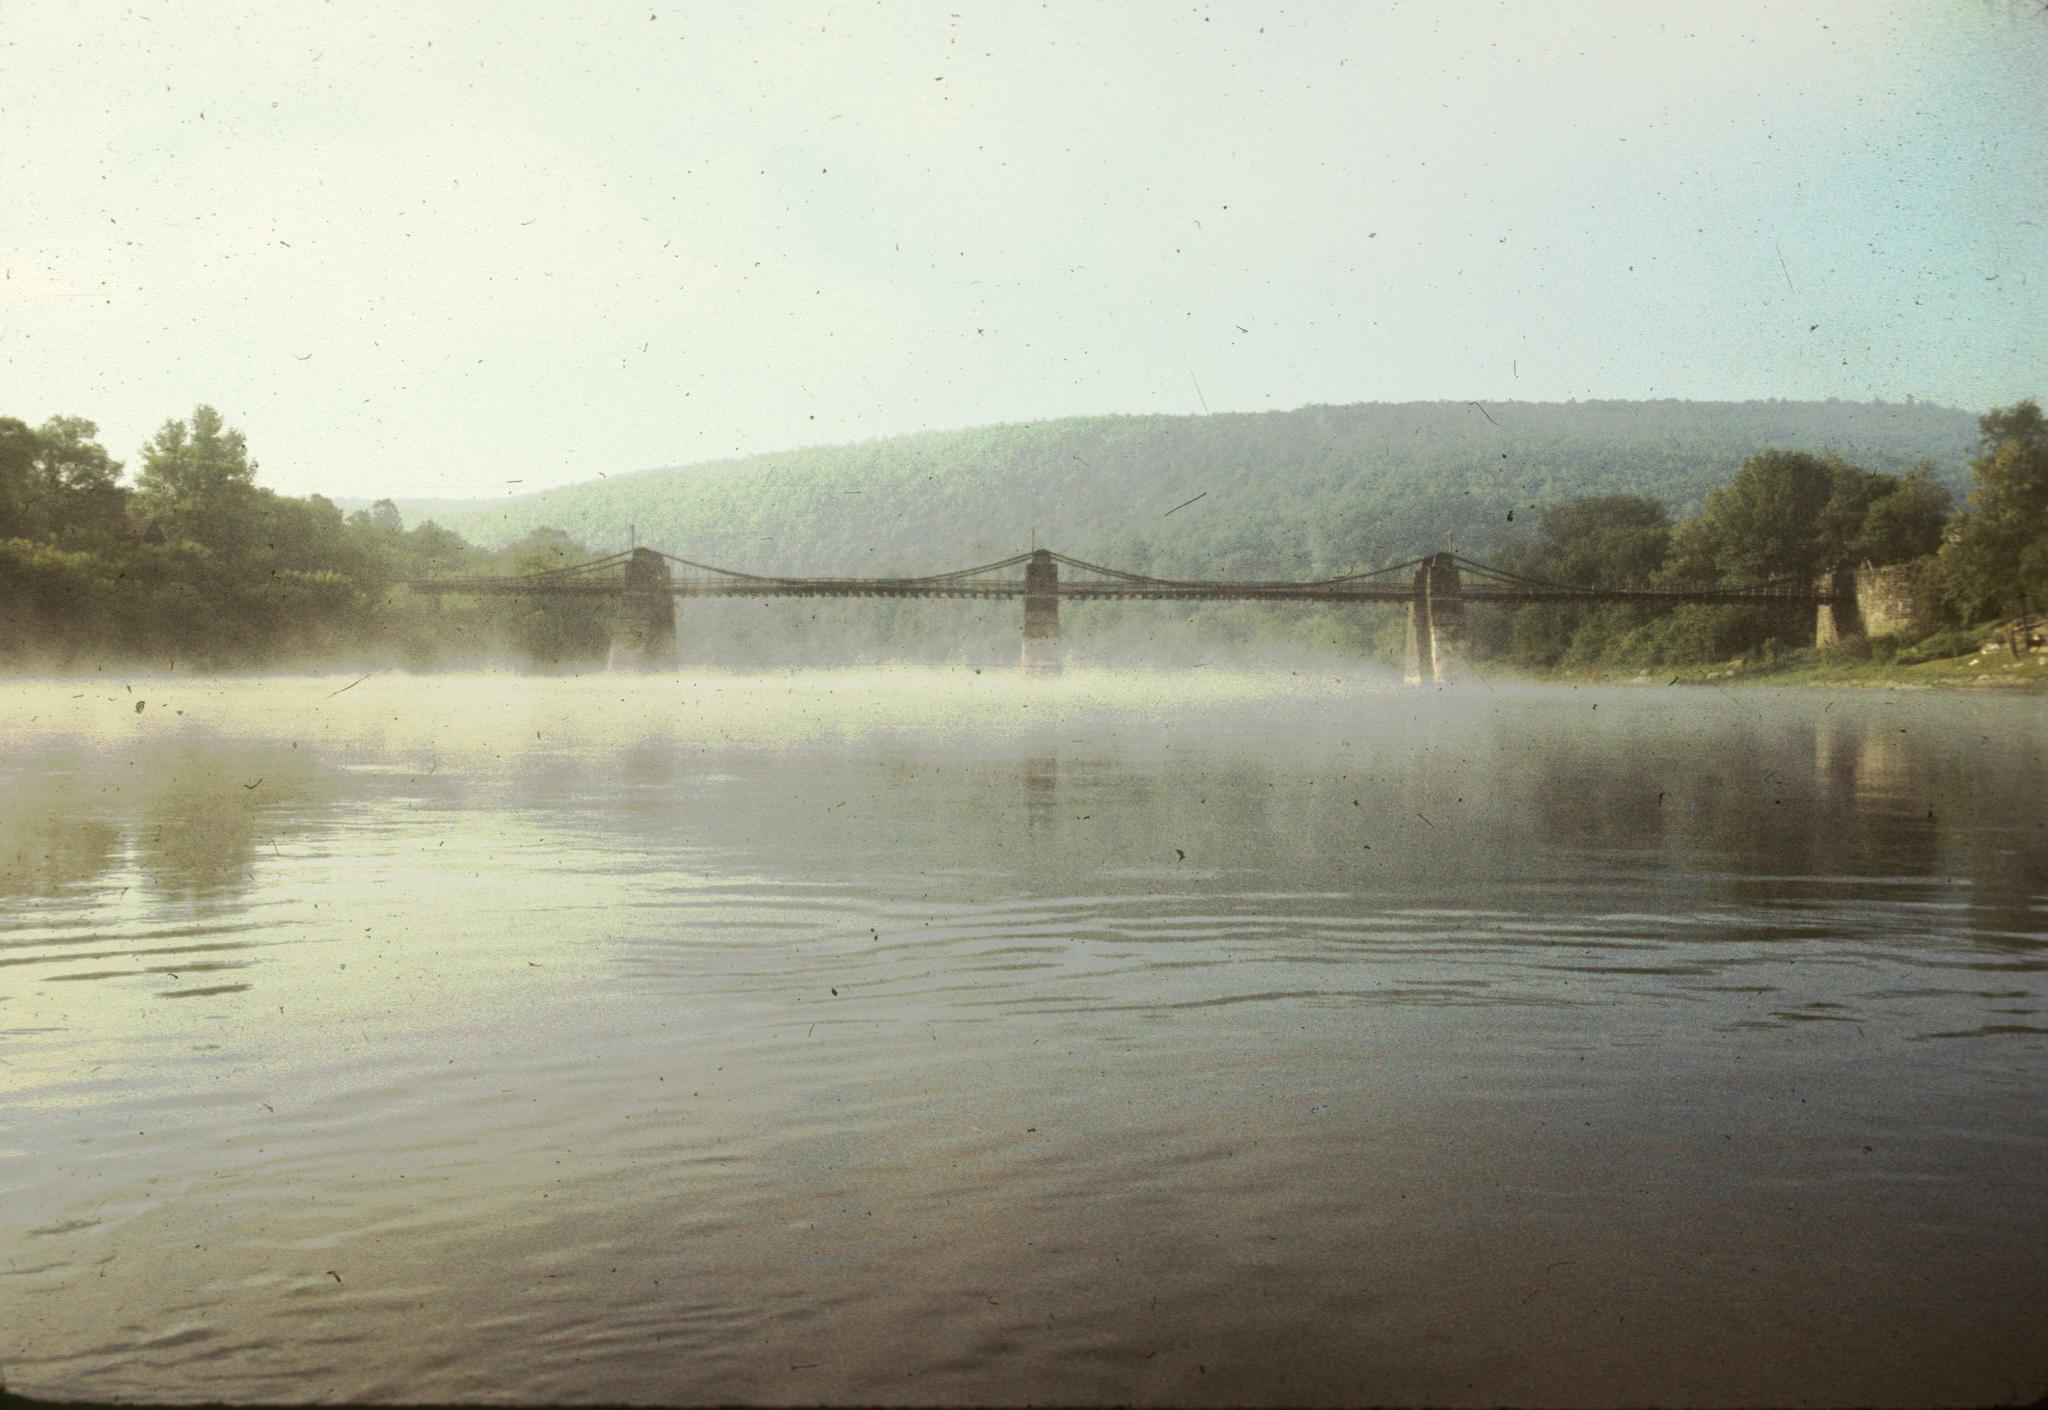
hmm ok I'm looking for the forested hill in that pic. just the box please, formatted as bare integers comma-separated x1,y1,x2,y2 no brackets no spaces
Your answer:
408,400,1979,580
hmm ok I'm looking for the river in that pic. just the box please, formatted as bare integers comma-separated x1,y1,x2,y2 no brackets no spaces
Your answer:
2,671,2043,1407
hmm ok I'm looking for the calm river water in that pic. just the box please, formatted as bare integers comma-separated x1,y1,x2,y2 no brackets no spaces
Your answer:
1,671,2043,1407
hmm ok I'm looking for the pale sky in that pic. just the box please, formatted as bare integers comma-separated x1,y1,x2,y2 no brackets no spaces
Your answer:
4,1,2045,498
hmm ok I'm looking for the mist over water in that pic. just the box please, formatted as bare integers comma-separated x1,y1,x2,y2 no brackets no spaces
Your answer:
2,671,2043,1407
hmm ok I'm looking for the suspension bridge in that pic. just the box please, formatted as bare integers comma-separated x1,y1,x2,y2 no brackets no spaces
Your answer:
407,547,1861,682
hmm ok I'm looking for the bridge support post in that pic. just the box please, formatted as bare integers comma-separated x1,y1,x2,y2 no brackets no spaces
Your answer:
1404,553,1467,686
1404,562,1433,686
1021,549,1062,674
1815,567,1862,647
1425,553,1468,685
608,547,679,671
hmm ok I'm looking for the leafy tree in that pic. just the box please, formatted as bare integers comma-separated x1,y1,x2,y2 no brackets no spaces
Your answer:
1938,399,2048,621
1850,466,1950,567
406,520,471,573
1495,495,1671,665
1521,495,1670,586
136,405,259,550
1684,451,1843,583
1811,463,1903,565
1660,514,1723,586
1675,449,1943,588
2020,539,2048,615
31,416,127,540
1493,456,1955,671
0,417,37,538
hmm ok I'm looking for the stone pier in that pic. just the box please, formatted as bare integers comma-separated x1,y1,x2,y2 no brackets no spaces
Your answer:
607,547,679,670
1021,548,1062,674
1816,561,1926,648
1402,552,1467,685
1403,560,1432,685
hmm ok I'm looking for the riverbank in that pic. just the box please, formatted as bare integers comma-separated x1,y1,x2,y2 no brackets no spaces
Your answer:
1557,643,2048,690
7,647,2047,690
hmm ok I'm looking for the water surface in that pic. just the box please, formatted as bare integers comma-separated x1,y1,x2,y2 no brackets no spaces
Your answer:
2,671,2043,1406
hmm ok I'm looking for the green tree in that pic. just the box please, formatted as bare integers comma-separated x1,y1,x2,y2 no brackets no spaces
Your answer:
1850,465,1950,567
1522,494,1671,586
1496,495,1672,666
403,520,472,575
0,418,37,537
136,405,259,550
2020,539,2048,614
1675,450,1943,587
1685,451,1843,583
1643,454,1939,665
1938,399,2048,621
31,416,127,540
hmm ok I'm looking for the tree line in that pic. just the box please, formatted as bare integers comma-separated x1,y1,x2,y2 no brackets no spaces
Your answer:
0,407,610,668
1478,400,2045,670
0,399,2039,672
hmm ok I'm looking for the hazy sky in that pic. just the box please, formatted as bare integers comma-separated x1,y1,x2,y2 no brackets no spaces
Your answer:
5,1,2045,498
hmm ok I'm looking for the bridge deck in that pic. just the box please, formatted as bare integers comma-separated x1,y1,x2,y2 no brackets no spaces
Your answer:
403,545,1839,606
408,578,1838,606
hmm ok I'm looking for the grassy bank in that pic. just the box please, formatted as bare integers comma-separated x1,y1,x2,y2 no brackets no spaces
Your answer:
1531,634,2048,690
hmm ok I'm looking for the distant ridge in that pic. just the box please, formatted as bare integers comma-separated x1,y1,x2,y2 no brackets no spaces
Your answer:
375,399,1979,579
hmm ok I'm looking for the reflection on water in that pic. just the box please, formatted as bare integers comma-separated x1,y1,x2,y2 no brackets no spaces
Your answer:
0,672,2043,1407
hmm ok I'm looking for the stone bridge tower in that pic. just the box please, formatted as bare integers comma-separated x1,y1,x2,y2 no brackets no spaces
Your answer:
1021,549,1062,674
608,547,680,670
1815,562,1927,648
1402,553,1469,686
